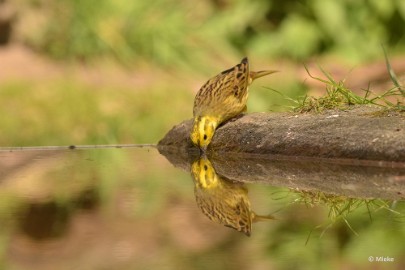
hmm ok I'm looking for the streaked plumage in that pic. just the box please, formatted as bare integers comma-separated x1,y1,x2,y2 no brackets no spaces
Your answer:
191,157,275,236
190,57,277,150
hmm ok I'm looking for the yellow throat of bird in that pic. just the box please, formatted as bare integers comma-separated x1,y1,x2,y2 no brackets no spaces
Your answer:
190,116,219,150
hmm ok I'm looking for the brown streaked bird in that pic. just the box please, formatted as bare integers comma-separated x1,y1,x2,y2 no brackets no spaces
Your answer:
191,157,275,236
190,57,277,150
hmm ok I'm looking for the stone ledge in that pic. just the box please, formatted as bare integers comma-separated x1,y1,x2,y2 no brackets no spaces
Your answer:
158,106,405,162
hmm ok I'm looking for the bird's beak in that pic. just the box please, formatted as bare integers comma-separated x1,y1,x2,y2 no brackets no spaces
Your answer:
200,146,207,157
250,70,278,80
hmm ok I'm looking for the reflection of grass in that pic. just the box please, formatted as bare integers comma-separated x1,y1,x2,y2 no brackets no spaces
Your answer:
261,186,405,270
295,65,405,113
292,190,402,242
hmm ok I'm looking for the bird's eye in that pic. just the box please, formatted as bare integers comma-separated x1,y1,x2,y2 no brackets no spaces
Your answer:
203,134,207,140
204,165,208,171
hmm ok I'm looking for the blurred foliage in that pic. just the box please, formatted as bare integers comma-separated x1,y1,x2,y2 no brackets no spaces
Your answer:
14,0,405,66
0,79,193,146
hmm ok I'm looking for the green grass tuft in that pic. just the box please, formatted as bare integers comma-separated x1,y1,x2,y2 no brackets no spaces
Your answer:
294,64,405,113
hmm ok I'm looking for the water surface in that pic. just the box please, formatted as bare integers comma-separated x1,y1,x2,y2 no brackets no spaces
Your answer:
0,146,404,270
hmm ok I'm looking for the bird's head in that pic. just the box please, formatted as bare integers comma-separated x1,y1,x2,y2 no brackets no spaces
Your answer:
190,116,218,151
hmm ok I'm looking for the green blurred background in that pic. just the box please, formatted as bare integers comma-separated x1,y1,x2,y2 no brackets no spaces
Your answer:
0,0,404,269
1,0,404,146
15,0,405,64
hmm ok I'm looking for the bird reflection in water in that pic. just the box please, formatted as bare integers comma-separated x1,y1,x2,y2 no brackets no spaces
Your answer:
191,157,275,236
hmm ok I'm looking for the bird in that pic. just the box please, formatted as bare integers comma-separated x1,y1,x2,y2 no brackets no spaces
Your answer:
191,157,275,236
190,57,277,151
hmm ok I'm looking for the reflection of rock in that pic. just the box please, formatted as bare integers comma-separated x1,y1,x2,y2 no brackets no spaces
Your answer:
158,106,405,162
210,153,405,200
159,148,405,200
191,157,274,236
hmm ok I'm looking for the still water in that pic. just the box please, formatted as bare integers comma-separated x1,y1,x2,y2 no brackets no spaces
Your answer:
0,146,404,270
